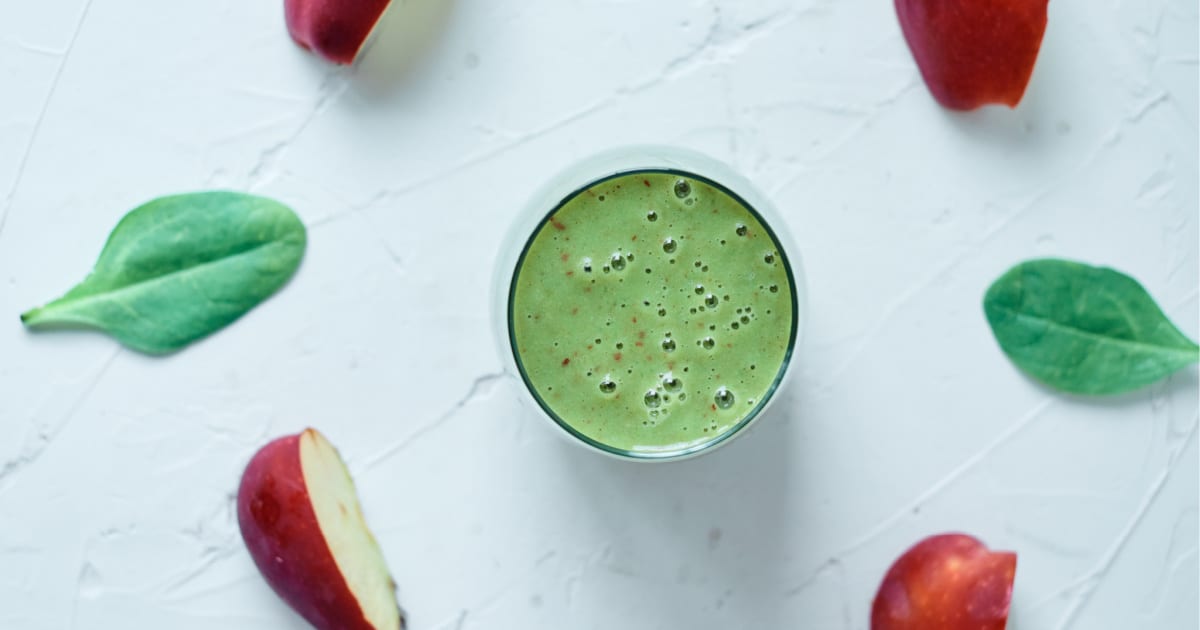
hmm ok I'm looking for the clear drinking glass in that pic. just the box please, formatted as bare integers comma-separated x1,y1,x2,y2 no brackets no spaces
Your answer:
492,146,806,462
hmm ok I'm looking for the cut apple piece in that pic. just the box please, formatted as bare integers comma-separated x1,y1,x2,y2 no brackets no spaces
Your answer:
285,0,393,64
872,533,1016,630
896,0,1049,110
238,429,403,630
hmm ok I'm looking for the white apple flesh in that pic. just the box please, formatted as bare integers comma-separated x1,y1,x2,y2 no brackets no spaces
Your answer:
238,428,403,630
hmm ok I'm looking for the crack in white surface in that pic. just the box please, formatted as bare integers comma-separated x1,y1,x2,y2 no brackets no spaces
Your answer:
71,559,101,627
0,0,94,242
305,187,407,271
847,398,1053,549
382,99,612,194
1141,505,1199,614
360,372,505,472
0,347,119,495
153,493,242,603
303,99,616,233
766,78,922,195
1049,422,1198,629
783,556,840,598
10,40,65,57
245,70,350,193
752,76,920,121
1125,90,1171,124
427,542,567,628
785,557,854,628
158,544,241,600
298,7,807,231
1004,521,1093,559
535,550,557,567
355,204,406,272
622,6,799,97
1170,288,1198,313
785,398,1054,595
428,609,468,630
820,115,1149,386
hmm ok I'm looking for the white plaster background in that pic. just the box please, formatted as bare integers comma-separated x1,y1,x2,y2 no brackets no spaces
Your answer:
0,0,1196,628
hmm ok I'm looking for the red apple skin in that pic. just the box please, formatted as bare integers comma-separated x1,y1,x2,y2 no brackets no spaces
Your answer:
238,431,377,630
872,533,1017,630
896,0,1048,110
285,0,391,64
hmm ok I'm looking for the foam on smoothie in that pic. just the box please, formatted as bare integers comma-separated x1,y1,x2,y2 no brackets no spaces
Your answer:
510,170,796,455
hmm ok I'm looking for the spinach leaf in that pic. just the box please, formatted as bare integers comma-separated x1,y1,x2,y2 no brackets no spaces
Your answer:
984,258,1198,395
21,191,306,355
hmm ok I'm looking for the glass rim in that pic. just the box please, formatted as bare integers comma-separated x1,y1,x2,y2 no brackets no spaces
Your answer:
502,149,803,462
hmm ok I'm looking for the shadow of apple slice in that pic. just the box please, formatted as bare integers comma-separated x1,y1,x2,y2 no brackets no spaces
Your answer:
896,0,1048,110
238,429,404,630
872,533,1016,630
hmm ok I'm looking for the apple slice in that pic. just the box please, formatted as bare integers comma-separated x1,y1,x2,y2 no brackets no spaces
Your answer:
238,429,404,630
896,0,1049,110
285,0,393,64
872,533,1016,630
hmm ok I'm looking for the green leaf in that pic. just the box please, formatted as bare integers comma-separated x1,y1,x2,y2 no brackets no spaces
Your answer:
21,191,306,355
984,258,1199,395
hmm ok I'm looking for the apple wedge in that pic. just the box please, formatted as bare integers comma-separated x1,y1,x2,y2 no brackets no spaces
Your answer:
896,0,1049,110
238,429,404,630
872,533,1016,630
285,0,393,64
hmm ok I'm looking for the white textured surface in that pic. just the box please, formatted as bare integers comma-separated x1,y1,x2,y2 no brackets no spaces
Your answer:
1,0,1196,628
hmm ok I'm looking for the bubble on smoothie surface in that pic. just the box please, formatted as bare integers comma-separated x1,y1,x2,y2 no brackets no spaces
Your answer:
662,237,677,254
599,377,617,394
705,294,719,308
694,284,705,295
736,224,748,237
662,374,682,392
610,253,627,271
714,387,735,409
764,253,775,264
674,179,691,198
662,338,677,352
647,211,658,222
644,389,662,408
702,337,716,349
769,284,779,293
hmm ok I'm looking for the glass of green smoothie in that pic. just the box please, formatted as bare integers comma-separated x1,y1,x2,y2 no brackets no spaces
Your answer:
494,147,805,462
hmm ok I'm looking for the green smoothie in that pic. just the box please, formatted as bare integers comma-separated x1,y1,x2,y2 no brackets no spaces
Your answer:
508,169,796,456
